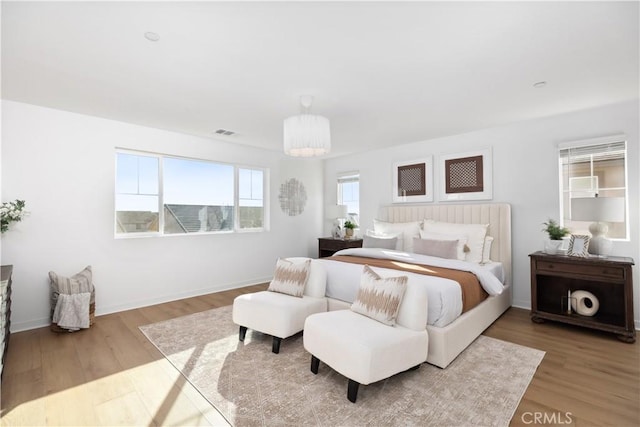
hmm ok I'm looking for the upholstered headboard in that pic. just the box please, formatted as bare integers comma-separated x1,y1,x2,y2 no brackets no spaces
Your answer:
377,203,512,287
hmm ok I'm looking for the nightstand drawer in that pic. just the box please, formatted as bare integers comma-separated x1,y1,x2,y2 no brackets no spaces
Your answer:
321,239,358,251
536,260,625,280
318,237,363,258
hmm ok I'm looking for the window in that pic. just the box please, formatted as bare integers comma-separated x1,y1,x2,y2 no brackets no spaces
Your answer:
238,168,264,229
337,172,360,222
115,150,267,236
559,136,628,239
115,153,160,233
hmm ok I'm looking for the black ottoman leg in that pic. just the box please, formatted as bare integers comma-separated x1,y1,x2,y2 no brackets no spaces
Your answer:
272,336,282,354
310,355,320,374
239,326,247,342
347,379,360,403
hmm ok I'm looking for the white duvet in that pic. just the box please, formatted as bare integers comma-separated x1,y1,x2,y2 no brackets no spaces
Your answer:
317,248,505,328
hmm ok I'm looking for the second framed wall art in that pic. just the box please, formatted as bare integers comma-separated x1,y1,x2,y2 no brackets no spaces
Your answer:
438,147,493,201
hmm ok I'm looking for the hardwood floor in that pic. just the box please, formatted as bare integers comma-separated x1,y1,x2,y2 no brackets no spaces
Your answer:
1,285,638,426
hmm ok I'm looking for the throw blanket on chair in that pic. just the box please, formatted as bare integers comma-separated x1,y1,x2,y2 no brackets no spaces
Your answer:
49,266,95,332
52,293,91,331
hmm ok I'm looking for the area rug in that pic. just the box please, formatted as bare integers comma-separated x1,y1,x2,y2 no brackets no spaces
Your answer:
140,306,545,426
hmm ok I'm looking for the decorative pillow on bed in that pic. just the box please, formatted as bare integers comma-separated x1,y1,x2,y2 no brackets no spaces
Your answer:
419,231,468,261
363,234,399,250
412,237,459,259
365,229,403,250
267,258,310,298
373,220,421,253
351,265,408,326
482,236,494,264
422,220,489,263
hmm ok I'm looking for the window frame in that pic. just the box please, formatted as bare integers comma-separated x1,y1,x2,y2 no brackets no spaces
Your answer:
337,171,360,223
115,149,269,238
557,134,629,241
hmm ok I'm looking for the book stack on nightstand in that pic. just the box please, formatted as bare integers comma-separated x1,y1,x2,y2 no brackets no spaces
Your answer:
318,237,363,258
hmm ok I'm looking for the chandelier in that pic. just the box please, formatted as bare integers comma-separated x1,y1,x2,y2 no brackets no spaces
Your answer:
283,95,331,157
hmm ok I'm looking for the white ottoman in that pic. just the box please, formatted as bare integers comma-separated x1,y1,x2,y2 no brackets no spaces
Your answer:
303,279,429,402
232,257,327,353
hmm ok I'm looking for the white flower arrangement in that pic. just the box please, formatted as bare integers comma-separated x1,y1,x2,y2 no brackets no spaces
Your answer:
1,199,27,233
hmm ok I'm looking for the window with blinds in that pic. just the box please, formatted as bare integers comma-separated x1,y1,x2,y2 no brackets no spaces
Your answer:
337,172,360,221
559,137,627,239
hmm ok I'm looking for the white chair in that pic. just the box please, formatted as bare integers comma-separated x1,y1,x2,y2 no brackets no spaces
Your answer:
303,279,429,402
232,258,327,354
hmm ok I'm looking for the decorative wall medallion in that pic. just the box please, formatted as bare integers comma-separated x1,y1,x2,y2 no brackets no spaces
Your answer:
278,178,307,216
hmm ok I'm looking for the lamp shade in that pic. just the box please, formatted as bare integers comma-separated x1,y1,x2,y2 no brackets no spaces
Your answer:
283,114,331,157
571,197,625,222
326,204,348,219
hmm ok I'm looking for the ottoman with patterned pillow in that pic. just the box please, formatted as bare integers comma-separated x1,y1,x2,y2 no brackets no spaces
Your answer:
232,257,327,353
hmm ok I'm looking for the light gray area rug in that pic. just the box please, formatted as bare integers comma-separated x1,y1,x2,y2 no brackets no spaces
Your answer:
140,306,544,427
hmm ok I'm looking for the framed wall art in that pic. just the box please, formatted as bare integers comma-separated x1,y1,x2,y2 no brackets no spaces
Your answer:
392,157,433,203
439,147,493,201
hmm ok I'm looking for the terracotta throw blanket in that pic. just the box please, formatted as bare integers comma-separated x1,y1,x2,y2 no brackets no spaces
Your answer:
330,255,488,313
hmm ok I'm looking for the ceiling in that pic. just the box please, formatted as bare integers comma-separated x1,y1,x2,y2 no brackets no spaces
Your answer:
2,1,638,157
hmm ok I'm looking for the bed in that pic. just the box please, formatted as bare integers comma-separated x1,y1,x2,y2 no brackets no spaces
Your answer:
317,203,512,368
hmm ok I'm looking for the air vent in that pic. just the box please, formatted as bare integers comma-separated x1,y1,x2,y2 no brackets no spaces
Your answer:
214,129,235,136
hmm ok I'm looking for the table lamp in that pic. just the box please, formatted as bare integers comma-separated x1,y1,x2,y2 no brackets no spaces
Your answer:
571,196,625,257
326,204,348,238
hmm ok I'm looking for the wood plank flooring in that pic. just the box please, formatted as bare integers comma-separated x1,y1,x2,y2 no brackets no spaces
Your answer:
1,284,639,426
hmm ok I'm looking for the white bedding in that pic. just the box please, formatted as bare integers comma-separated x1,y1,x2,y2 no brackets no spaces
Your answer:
317,248,505,328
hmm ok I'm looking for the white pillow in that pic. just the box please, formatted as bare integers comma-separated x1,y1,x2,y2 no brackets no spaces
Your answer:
482,236,494,264
422,220,489,263
363,234,399,250
373,220,421,253
365,229,403,251
419,230,468,261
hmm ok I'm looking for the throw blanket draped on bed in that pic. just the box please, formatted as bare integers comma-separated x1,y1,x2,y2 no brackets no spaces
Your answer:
330,255,489,313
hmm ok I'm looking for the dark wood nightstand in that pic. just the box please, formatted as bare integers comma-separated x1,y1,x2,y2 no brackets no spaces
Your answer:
529,251,635,342
318,237,363,258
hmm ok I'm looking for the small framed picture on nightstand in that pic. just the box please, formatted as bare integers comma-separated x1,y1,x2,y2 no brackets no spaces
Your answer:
568,234,590,257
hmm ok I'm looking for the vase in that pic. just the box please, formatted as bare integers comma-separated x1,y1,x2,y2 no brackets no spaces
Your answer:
544,239,563,254
345,228,354,239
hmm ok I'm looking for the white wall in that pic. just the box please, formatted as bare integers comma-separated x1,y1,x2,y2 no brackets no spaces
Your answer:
1,100,323,331
324,100,640,327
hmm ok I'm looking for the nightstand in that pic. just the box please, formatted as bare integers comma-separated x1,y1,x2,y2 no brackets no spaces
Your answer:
529,251,635,342
318,237,363,258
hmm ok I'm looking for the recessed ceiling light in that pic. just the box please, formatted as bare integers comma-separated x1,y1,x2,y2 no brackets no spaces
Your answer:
533,81,547,88
144,32,160,42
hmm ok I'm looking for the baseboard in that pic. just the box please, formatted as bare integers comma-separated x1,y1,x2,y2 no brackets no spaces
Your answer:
10,277,271,333
511,300,530,310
